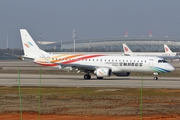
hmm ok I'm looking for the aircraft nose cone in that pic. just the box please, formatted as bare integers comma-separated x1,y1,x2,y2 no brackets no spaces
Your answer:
168,65,175,71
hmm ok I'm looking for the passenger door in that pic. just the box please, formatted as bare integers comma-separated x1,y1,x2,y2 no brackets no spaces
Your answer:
149,59,154,67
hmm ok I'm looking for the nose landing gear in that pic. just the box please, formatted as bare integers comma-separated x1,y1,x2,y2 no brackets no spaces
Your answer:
154,76,158,80
153,72,159,80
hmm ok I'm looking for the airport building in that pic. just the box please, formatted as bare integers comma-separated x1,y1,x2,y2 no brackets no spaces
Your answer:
37,36,180,53
2,31,180,60
36,30,180,52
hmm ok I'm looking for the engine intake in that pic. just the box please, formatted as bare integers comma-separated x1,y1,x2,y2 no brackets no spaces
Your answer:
94,68,112,77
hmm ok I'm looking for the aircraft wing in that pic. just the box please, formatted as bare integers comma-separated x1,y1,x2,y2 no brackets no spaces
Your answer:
53,62,110,72
158,55,180,60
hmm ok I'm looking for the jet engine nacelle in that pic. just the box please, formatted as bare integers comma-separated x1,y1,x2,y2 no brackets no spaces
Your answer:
94,68,112,77
113,72,130,76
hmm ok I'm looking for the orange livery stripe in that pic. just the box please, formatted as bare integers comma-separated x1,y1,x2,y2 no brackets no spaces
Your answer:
60,54,105,64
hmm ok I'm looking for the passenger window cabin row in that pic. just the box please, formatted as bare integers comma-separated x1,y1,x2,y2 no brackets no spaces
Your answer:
51,58,147,63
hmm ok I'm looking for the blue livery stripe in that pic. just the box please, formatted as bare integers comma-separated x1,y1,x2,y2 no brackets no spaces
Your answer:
150,67,170,73
28,42,33,46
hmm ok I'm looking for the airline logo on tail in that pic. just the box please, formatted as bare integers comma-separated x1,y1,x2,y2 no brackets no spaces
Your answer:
164,45,170,53
124,47,129,52
164,44,173,54
165,47,169,52
24,42,33,48
122,44,132,53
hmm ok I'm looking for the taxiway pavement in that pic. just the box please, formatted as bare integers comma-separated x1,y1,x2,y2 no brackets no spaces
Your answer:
0,60,180,70
0,74,179,88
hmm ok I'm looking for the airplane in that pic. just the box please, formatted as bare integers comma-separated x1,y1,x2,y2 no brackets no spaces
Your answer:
164,44,174,55
122,43,179,60
19,29,175,80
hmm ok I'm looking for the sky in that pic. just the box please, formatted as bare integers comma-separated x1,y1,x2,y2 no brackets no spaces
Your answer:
0,0,180,49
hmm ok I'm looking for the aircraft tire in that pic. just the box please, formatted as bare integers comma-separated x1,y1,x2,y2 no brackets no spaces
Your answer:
154,76,158,80
84,74,91,79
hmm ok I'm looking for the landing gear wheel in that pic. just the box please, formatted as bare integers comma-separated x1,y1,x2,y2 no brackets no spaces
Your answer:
84,74,91,80
97,76,103,79
154,76,158,80
153,73,159,80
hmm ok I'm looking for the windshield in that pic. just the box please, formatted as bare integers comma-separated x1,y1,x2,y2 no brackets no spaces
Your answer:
158,60,168,63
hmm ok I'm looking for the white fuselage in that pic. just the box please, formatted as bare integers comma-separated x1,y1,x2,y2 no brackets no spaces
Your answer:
34,54,174,74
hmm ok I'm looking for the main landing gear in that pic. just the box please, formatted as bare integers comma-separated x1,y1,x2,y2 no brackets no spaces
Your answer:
84,74,104,80
153,72,158,80
84,74,91,79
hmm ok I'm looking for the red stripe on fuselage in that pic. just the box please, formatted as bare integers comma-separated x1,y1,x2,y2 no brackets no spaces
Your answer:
60,54,105,64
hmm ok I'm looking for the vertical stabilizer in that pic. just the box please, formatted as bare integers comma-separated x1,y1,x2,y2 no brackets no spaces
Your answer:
124,31,128,37
122,44,133,54
20,29,48,59
164,44,173,53
148,30,153,37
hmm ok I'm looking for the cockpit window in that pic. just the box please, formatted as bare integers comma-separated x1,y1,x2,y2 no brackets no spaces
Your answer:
158,60,168,63
162,60,168,63
158,60,162,63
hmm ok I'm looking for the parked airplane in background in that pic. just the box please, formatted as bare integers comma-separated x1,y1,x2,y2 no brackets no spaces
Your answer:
19,29,175,80
164,44,177,56
122,44,179,60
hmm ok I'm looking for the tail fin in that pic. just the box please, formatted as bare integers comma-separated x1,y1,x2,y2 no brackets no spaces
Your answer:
20,29,49,59
164,44,173,53
122,44,133,54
